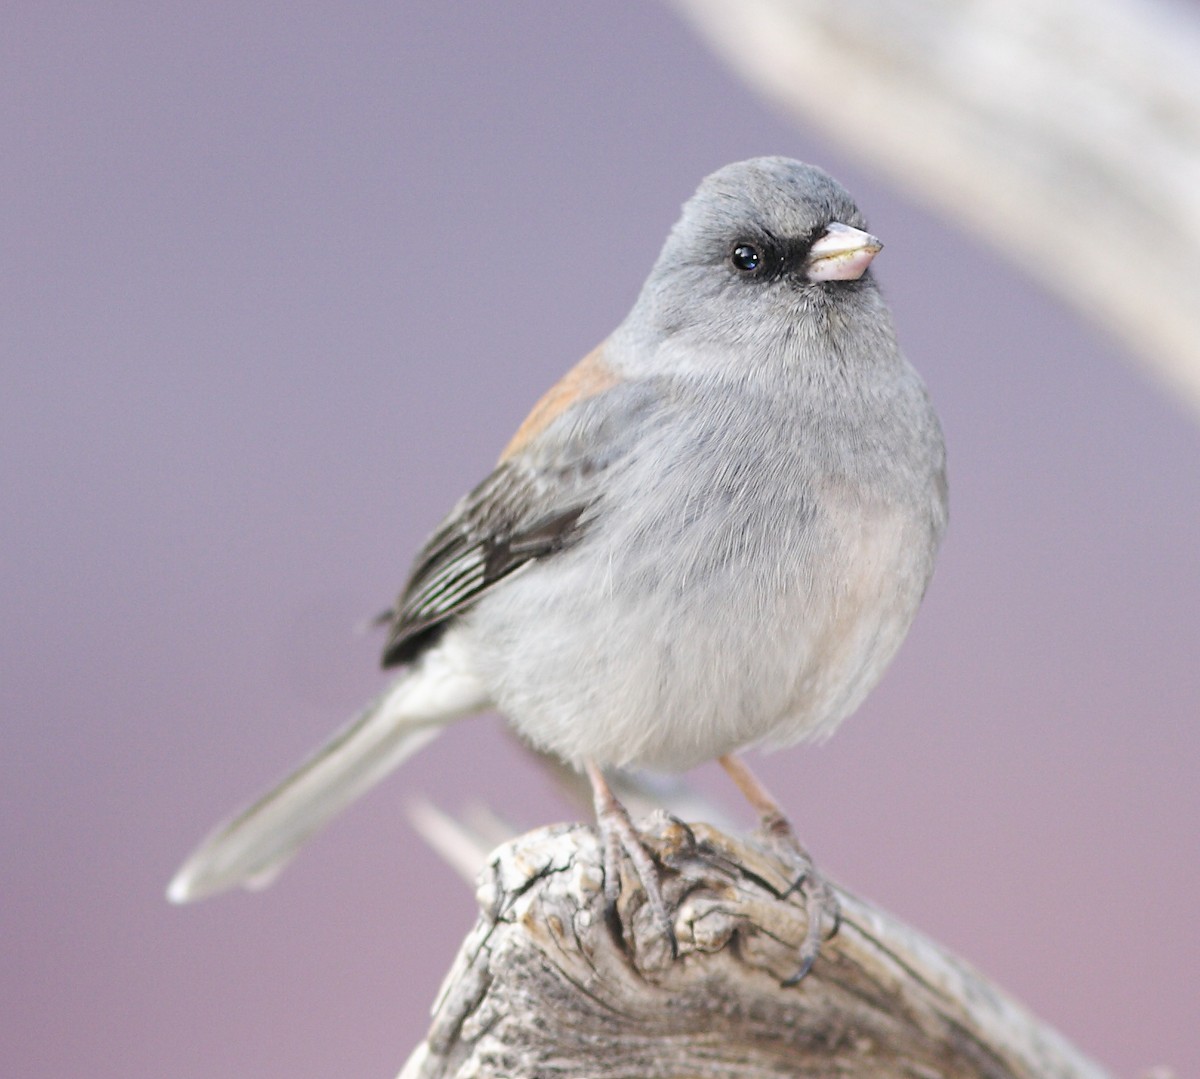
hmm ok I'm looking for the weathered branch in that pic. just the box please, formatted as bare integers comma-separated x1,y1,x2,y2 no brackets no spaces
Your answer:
669,0,1200,418
400,817,1111,1078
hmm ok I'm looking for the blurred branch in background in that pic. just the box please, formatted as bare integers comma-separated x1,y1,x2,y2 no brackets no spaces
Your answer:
669,0,1200,418
400,817,1114,1079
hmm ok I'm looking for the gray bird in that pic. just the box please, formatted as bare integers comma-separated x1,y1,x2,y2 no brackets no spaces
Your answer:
169,157,948,973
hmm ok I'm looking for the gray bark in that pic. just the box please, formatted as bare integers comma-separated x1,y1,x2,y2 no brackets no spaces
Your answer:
400,816,1111,1079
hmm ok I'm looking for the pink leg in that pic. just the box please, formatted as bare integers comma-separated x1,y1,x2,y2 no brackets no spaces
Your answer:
718,752,801,845
718,753,840,982
585,760,675,952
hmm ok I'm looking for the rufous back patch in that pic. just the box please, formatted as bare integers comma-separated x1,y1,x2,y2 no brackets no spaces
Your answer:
500,343,618,461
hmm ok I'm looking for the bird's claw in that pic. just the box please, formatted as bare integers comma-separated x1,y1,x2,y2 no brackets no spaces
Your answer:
586,762,678,957
596,805,678,957
781,863,840,985
755,821,840,985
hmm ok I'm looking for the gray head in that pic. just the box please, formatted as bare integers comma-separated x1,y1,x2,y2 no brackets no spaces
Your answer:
617,157,890,364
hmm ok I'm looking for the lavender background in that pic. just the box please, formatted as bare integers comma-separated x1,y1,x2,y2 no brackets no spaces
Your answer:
4,4,1198,1077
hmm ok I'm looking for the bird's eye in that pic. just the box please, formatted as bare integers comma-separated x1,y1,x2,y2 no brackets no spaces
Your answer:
730,244,762,273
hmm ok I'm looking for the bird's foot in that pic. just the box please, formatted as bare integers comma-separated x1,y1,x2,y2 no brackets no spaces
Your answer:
718,754,840,983
762,821,841,984
586,762,677,957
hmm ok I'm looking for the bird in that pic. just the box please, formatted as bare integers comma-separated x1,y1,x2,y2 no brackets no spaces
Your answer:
168,156,948,974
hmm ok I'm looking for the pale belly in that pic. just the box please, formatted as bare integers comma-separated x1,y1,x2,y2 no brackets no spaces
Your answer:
462,493,935,772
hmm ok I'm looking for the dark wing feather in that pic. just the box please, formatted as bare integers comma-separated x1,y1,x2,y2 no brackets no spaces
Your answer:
379,375,668,668
380,463,590,667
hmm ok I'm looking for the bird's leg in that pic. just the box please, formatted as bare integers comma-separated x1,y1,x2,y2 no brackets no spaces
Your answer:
718,753,840,982
585,760,676,954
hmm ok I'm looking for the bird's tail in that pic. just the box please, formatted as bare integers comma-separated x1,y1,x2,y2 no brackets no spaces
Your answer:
167,656,484,904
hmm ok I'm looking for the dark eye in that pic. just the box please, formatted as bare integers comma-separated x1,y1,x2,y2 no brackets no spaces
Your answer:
730,243,762,273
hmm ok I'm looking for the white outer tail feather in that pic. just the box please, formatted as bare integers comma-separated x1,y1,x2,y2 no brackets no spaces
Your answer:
167,635,489,904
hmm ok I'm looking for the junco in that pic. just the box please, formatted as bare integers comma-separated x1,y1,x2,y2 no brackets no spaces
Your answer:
169,157,947,973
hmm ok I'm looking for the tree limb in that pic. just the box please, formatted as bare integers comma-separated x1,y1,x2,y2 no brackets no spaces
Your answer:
400,817,1111,1078
669,0,1200,418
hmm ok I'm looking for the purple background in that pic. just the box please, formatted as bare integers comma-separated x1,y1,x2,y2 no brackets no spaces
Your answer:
4,4,1198,1077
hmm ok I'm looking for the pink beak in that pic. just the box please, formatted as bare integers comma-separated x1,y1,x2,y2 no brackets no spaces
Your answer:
804,222,882,282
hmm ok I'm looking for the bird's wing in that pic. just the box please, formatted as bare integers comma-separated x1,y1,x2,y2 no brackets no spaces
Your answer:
380,463,591,665
381,350,664,667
